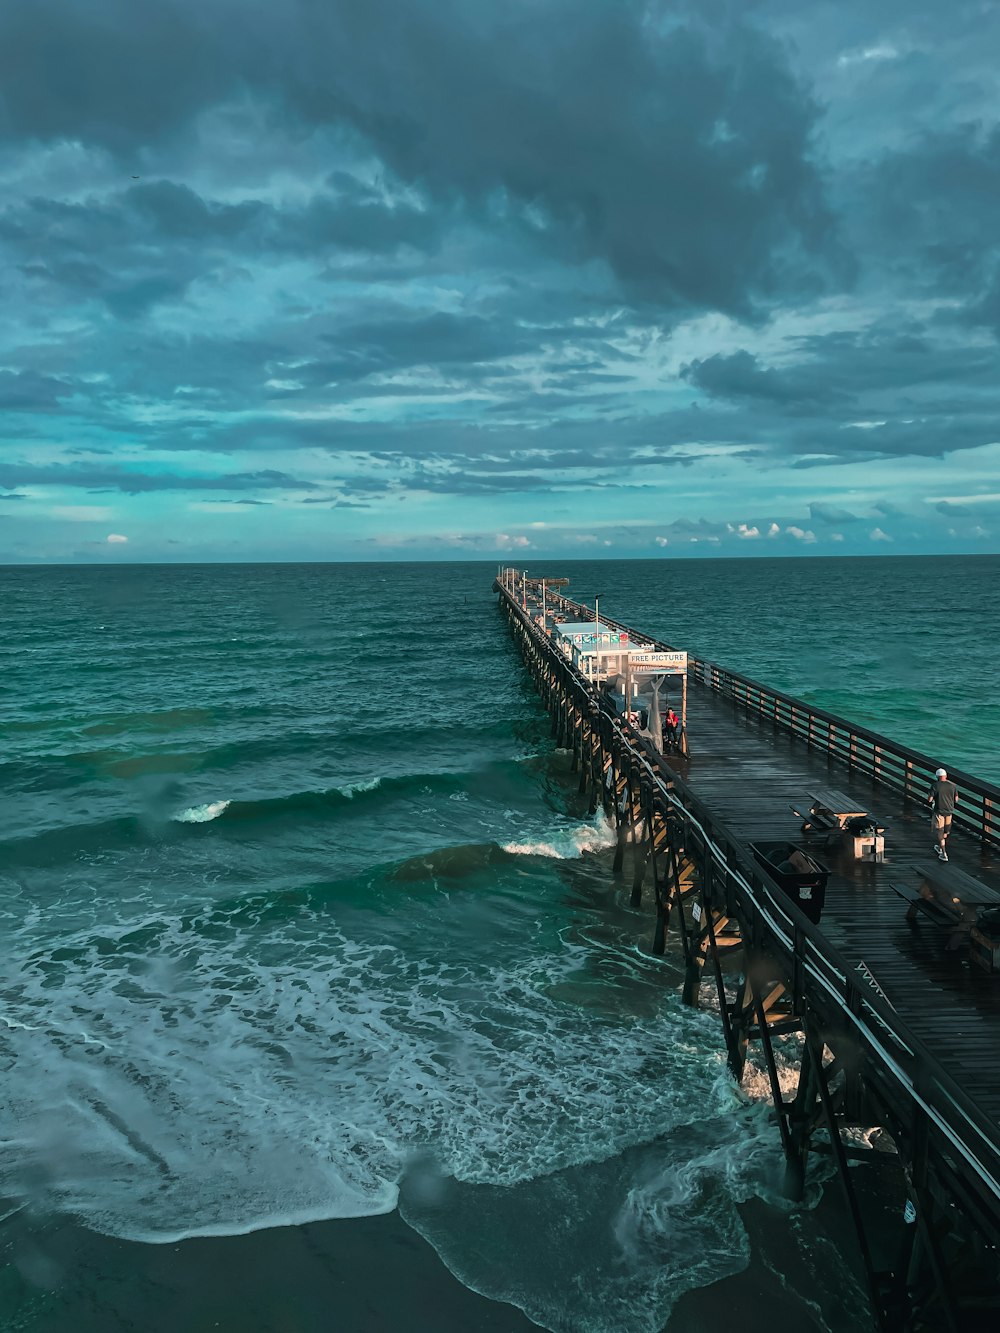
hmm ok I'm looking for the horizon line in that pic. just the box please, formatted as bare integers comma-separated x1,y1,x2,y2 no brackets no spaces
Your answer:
2,550,999,569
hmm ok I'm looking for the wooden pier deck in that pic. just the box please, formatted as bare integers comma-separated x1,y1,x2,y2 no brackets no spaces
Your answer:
674,681,1000,1115
498,570,1000,1327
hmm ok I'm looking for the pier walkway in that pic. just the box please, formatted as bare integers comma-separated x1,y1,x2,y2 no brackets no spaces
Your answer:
496,570,1000,1333
678,674,1000,1112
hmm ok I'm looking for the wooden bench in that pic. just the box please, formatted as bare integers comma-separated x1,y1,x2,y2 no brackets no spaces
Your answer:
890,880,967,944
808,788,870,826
791,787,886,861
790,802,840,833
890,863,1000,952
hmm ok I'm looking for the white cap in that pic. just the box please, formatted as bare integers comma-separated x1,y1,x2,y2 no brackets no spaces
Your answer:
935,768,947,778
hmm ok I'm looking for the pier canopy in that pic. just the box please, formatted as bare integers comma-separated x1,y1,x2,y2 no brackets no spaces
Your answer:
553,623,633,681
553,632,690,756
553,629,687,681
553,622,631,648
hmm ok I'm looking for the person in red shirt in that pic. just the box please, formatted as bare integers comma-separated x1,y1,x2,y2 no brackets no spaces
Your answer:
664,708,680,748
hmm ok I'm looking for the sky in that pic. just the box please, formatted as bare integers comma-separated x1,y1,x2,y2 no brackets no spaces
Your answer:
1,0,999,563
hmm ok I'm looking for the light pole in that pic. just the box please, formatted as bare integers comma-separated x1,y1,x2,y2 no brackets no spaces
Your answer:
594,594,601,683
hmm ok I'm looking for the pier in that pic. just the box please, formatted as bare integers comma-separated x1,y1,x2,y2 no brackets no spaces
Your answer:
495,568,1000,1333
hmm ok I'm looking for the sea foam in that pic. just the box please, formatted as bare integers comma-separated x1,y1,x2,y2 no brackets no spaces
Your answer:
340,776,382,798
502,812,617,859
172,799,231,823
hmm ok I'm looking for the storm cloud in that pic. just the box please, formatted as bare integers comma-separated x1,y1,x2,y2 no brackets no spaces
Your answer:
1,0,998,561
0,0,838,312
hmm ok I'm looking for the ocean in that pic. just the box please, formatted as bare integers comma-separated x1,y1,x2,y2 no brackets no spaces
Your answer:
2,555,997,1332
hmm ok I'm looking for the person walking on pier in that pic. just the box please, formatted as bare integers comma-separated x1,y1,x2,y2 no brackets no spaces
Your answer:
927,767,958,861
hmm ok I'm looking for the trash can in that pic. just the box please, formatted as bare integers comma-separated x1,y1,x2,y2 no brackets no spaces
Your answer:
751,840,829,924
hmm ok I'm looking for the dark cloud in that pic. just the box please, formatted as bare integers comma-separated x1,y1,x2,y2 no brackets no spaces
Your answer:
790,415,998,460
402,469,559,496
382,443,727,497
971,273,1000,336
670,321,1000,469
313,310,556,381
0,463,316,494
809,502,860,523
0,1,240,150
682,349,841,406
22,174,441,258
0,370,72,410
684,328,1000,417
303,3,840,314
290,180,442,256
0,0,840,314
124,181,264,240
848,123,1000,300
103,272,194,317
1,0,998,551
1,176,442,320
935,500,974,517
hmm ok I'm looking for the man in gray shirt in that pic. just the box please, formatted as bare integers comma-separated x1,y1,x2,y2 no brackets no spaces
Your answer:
927,767,958,862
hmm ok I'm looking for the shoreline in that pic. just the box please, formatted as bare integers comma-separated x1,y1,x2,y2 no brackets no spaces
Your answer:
3,1171,888,1333
3,1208,539,1333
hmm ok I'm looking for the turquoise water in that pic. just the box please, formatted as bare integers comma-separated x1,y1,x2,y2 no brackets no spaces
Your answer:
2,556,996,1330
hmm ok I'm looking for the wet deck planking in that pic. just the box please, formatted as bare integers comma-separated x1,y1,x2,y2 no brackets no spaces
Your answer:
666,677,1000,1114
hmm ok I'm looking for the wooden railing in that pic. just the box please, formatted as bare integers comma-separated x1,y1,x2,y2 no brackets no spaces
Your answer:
688,656,1000,849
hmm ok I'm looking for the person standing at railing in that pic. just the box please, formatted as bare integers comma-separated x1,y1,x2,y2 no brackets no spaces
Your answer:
664,707,680,749
927,768,959,862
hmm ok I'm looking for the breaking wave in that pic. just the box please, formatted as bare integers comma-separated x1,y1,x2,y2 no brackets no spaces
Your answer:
173,799,231,823
501,811,617,860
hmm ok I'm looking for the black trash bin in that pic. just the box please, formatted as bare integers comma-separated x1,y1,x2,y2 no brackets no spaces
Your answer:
750,840,829,924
